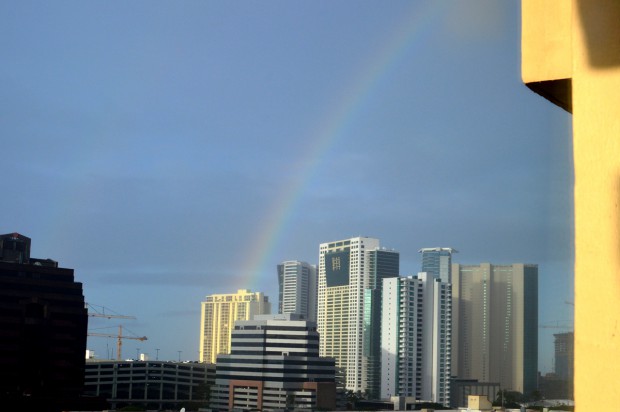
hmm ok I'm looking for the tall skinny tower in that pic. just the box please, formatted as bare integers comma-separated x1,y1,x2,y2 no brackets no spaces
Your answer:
199,289,271,364
277,261,317,321
381,273,452,405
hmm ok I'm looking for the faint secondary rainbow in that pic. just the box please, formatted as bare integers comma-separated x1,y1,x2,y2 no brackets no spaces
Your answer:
238,2,446,291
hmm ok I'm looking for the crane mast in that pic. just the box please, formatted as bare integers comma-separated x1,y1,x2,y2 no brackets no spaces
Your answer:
86,304,147,360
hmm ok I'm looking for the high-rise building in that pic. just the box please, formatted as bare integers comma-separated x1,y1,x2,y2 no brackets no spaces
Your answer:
451,263,538,395
0,233,106,411
210,313,336,411
199,289,271,364
419,247,457,283
0,232,31,263
365,247,400,398
277,260,317,321
554,332,574,382
381,273,452,405
317,237,399,393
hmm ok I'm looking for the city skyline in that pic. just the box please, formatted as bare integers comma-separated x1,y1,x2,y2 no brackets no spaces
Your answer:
1,1,573,374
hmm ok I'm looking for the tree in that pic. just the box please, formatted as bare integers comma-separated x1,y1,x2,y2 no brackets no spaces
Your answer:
493,389,524,408
193,381,211,403
345,390,365,409
286,392,296,411
527,389,543,402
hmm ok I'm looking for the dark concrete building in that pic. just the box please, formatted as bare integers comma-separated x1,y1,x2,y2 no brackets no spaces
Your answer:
0,232,105,411
554,332,574,382
84,360,214,410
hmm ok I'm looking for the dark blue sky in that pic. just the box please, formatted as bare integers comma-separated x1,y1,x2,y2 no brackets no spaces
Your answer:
1,1,573,372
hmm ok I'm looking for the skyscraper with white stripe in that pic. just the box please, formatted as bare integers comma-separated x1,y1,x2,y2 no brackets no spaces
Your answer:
210,314,336,411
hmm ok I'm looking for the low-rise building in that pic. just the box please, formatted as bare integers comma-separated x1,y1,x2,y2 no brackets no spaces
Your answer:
450,378,500,408
210,313,336,411
84,360,214,410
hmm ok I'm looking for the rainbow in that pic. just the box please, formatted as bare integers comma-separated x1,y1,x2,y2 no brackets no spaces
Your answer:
238,2,445,291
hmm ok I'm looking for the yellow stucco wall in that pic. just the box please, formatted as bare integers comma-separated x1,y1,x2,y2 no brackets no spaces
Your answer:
522,0,620,408
521,0,572,84
572,1,620,406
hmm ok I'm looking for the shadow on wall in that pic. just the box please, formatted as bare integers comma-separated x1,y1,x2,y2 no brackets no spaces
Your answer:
577,0,620,68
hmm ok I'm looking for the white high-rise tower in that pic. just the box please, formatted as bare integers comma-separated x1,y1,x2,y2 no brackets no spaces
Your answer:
381,273,452,405
277,260,317,321
318,236,385,392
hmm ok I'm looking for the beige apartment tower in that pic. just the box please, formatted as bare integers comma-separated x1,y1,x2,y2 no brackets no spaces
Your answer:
199,289,271,364
451,263,538,395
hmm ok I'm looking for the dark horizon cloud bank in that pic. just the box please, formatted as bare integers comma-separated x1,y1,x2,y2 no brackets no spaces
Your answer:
1,1,572,372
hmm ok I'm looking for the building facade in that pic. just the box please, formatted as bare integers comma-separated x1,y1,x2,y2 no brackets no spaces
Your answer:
277,260,317,321
554,331,573,382
365,247,400,398
199,289,271,364
381,273,452,406
522,2,620,407
84,360,214,410
419,247,457,283
317,237,399,394
0,233,105,411
449,378,499,409
210,314,336,411
451,263,538,395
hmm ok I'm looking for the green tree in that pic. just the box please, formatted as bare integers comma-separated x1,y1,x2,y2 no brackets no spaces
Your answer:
493,389,524,408
286,392,296,411
527,389,543,402
345,390,365,409
193,381,211,403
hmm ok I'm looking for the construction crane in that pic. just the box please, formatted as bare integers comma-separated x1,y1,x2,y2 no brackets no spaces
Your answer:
86,303,136,320
539,320,573,331
86,304,147,360
539,301,574,331
88,325,148,361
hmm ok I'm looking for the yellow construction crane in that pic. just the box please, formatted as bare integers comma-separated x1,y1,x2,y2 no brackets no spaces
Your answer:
88,325,148,361
86,304,147,360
